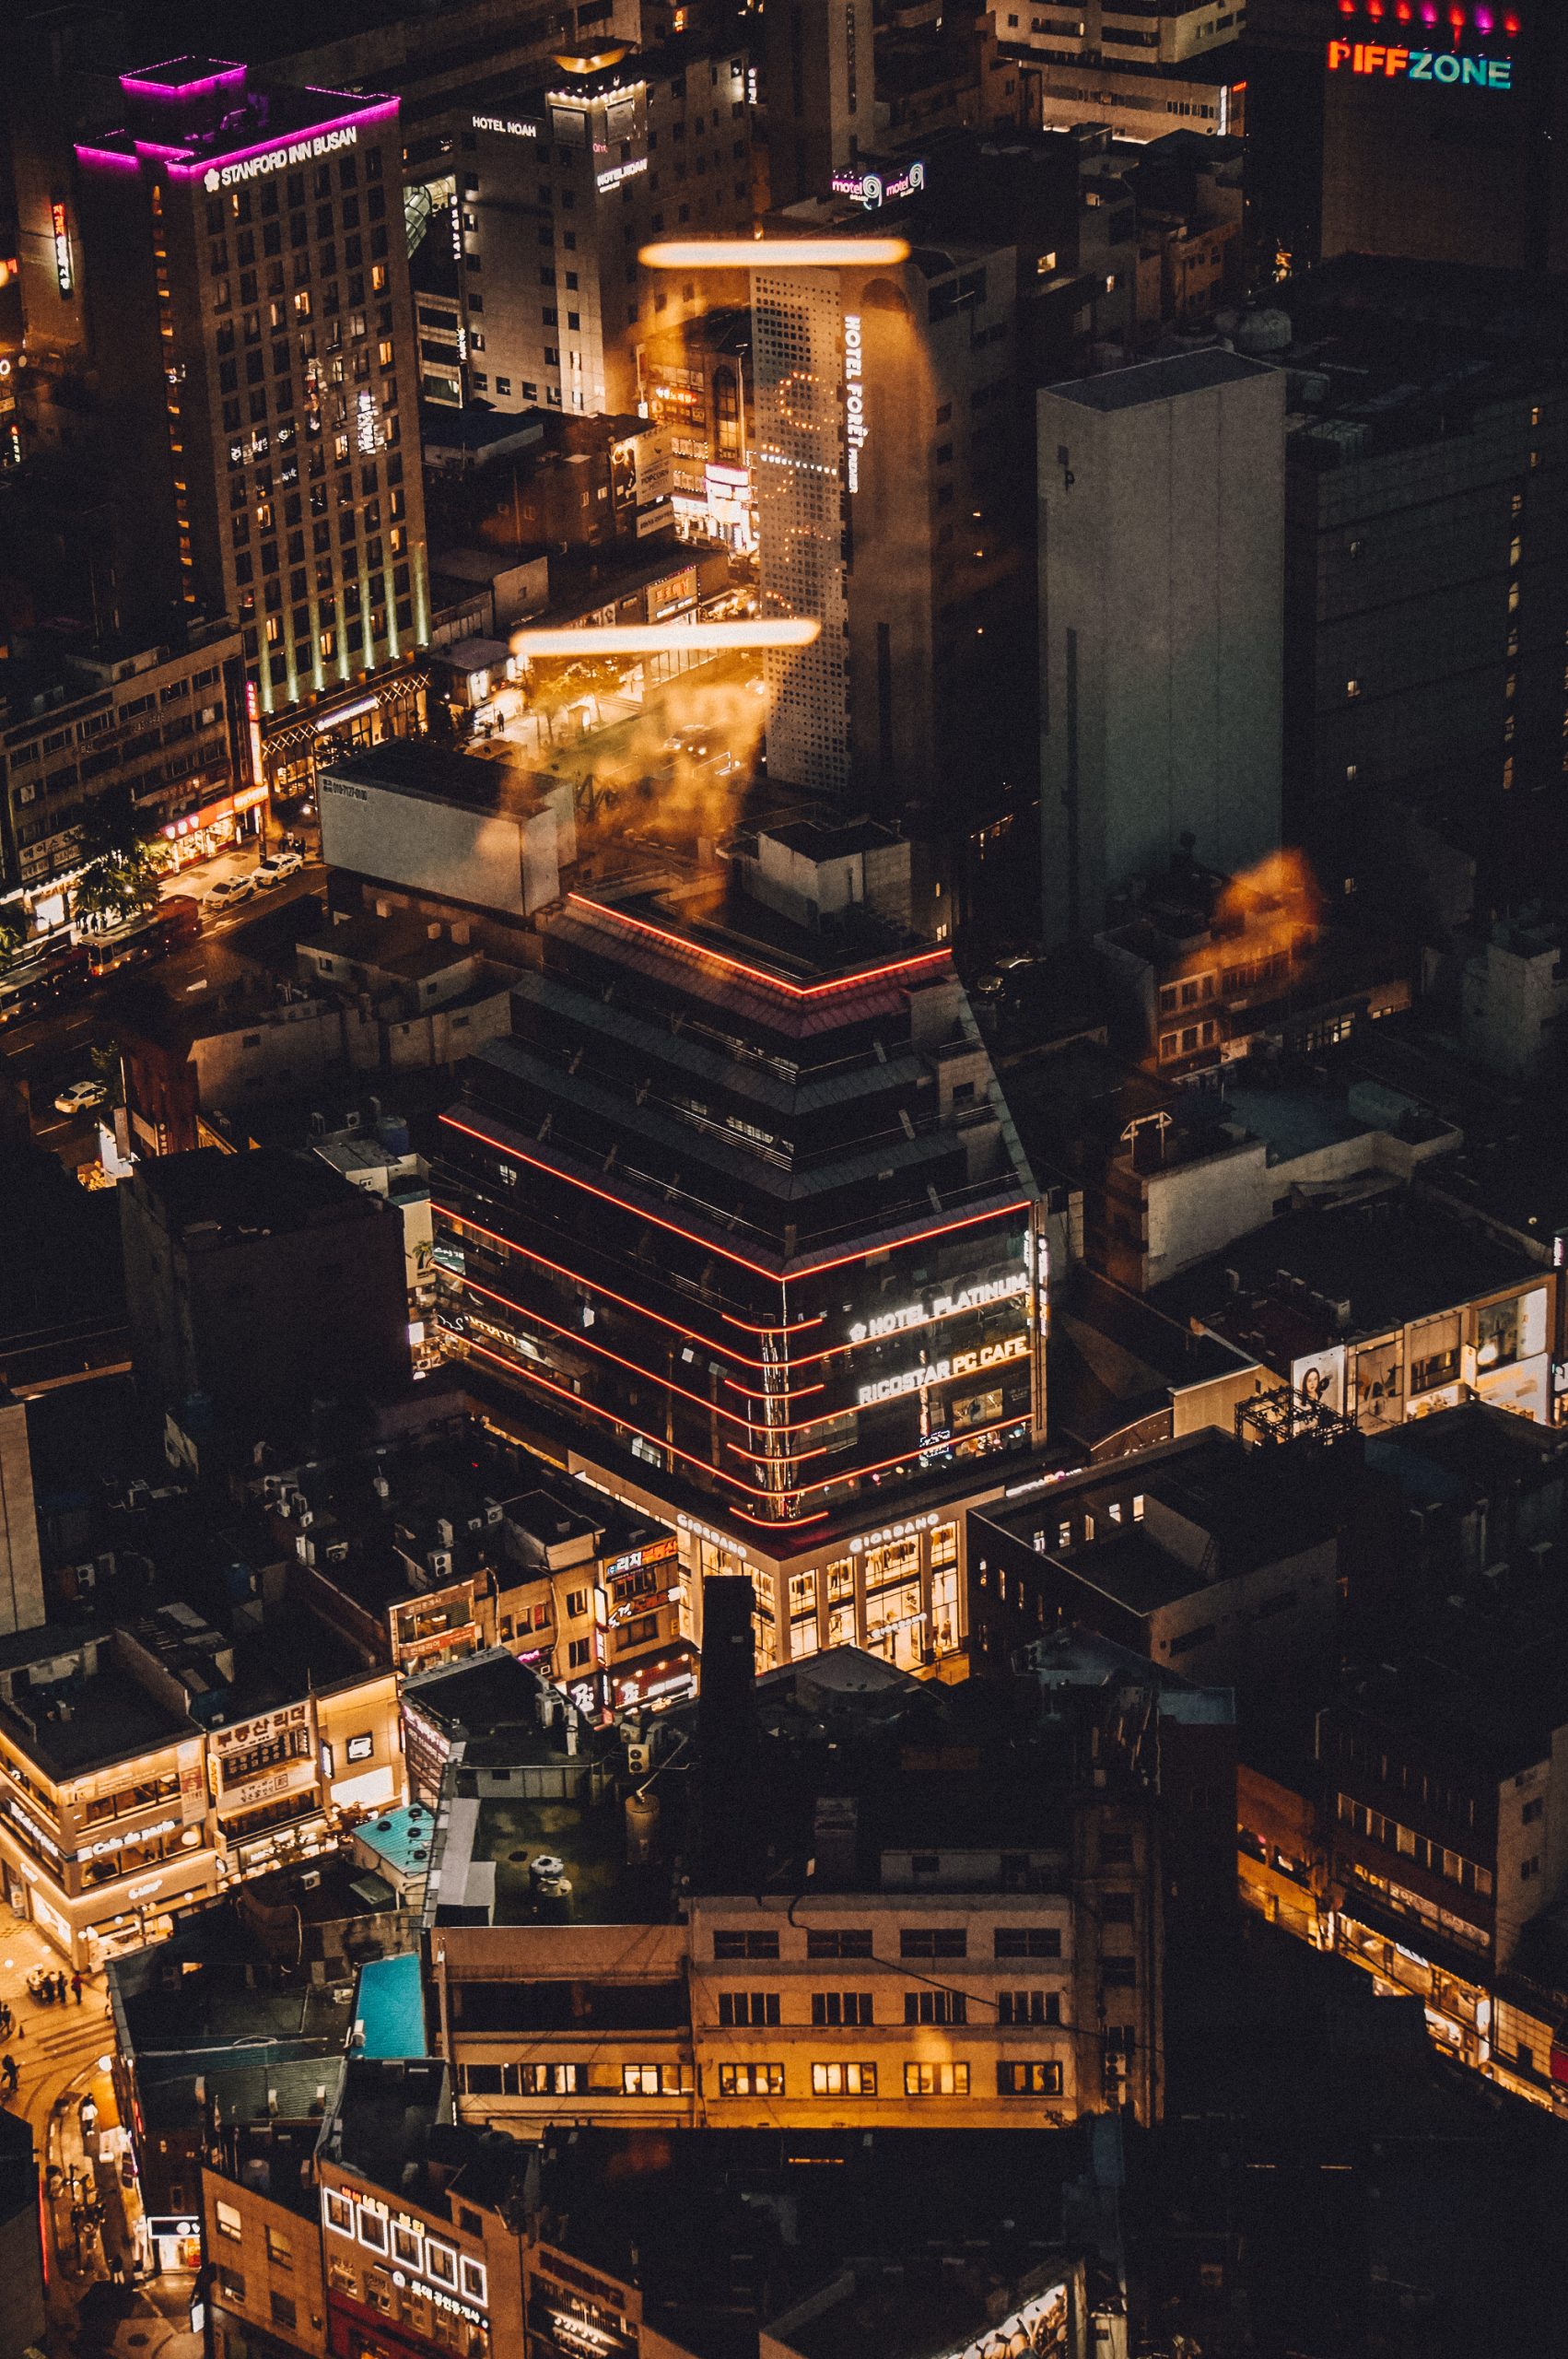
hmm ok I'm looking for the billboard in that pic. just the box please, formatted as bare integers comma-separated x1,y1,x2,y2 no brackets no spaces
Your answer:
319,767,561,915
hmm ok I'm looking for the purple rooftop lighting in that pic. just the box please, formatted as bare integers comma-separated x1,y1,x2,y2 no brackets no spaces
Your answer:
118,57,249,105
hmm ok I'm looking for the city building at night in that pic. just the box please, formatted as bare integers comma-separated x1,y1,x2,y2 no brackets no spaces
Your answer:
258,1418,694,1712
1038,347,1285,945
404,39,755,423
1157,1191,1562,1430
435,882,1044,1673
73,55,431,747
420,1603,1175,2131
754,226,1029,851
987,0,1251,143
1280,259,1568,907
205,2073,1121,2359
0,617,251,941
120,1148,413,1470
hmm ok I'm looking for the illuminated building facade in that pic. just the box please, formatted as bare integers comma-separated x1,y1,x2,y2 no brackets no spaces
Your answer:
435,887,1044,1672
755,235,1025,835
989,0,1249,142
73,57,429,725
416,40,755,422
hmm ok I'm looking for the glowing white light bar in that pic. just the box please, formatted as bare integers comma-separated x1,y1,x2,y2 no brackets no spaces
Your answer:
510,620,820,658
640,239,909,270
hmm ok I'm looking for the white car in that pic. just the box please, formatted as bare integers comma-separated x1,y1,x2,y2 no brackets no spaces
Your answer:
203,874,257,915
253,850,304,890
53,1078,109,1119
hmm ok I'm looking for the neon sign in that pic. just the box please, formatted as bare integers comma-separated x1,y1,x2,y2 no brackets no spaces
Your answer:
50,201,73,297
202,123,357,193
1326,41,1514,86
844,312,866,493
849,1268,1026,1344
854,1333,1028,1407
831,158,926,211
473,114,538,137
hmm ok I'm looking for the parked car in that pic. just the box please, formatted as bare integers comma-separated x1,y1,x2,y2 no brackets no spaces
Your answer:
202,873,257,914
53,1077,109,1119
253,849,304,889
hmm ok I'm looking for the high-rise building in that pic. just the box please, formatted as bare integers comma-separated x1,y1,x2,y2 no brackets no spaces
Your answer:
1280,260,1568,908
73,57,429,726
1037,347,1284,943
412,40,755,424
766,0,876,207
755,233,1025,839
987,0,1250,144
434,882,1044,1674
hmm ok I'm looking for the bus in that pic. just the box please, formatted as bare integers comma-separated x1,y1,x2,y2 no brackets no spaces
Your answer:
84,894,202,977
0,940,89,1027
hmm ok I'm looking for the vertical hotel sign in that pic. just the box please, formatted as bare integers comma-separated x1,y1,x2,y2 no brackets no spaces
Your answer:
844,315,865,491
51,199,74,298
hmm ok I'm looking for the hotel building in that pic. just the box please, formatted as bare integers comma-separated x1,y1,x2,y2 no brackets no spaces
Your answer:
417,38,755,422
434,884,1044,1675
752,229,1028,851
73,56,430,737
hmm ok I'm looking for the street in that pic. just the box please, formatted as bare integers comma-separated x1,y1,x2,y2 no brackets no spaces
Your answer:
1,1919,200,2359
2,856,326,1168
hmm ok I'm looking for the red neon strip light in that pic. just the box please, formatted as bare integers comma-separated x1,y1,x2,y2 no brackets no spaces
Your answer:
723,1377,826,1403
568,893,950,1000
732,1505,830,1532
456,1335,1021,1527
457,1335,765,1496
463,1276,869,1440
462,1276,757,1435
793,1201,1032,1284
438,1205,842,1370
441,1115,780,1278
440,1121,1029,1285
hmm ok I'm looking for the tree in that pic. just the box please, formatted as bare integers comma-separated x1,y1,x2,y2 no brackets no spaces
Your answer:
72,782,159,930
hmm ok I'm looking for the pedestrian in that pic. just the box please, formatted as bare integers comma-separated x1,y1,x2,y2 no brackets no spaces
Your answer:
0,2053,15,2095
54,1973,66,2003
71,1972,82,2004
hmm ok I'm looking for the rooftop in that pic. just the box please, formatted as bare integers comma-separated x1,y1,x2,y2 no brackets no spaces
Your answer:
319,736,561,818
1046,346,1274,415
0,1642,192,1779
131,1147,387,1245
1158,1191,1542,1356
85,59,397,176
532,2127,1100,2359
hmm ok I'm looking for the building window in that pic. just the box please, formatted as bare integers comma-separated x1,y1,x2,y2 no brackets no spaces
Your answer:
900,1929,965,1959
717,2062,783,2095
905,1990,965,2025
994,1928,1061,1959
718,1990,779,2025
905,2062,969,2095
999,1989,1060,2025
714,1931,779,1959
811,1991,873,2025
997,2061,1063,2095
219,2271,247,2306
811,2061,876,2096
270,2294,298,2332
622,2063,682,2095
806,1929,872,1959
265,2227,293,2269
